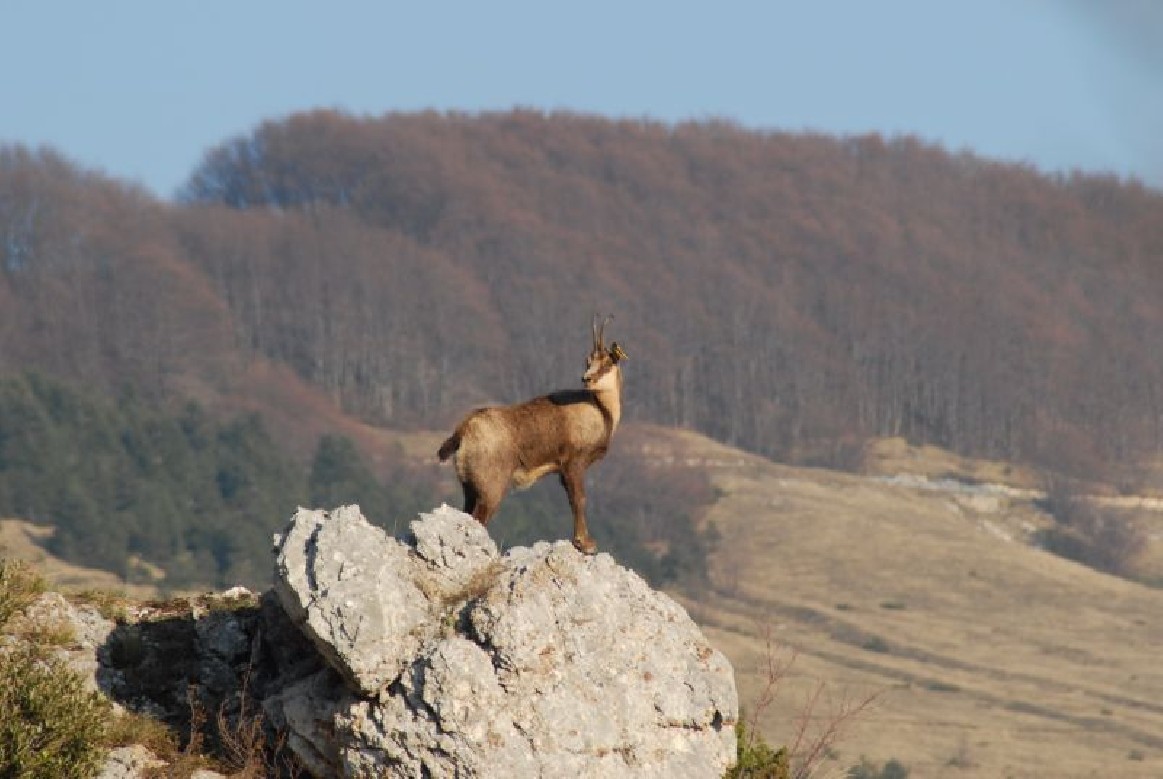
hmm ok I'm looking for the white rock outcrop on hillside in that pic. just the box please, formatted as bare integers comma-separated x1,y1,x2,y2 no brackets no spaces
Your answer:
267,504,738,778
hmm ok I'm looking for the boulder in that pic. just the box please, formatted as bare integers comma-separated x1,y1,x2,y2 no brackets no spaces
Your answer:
268,504,738,778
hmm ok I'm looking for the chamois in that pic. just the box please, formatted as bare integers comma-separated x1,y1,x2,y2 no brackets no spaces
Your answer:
437,316,628,554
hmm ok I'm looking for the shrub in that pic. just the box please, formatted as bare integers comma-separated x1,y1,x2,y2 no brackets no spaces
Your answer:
726,631,880,779
0,559,45,628
0,557,112,778
1036,477,1145,576
847,756,909,779
0,645,110,778
726,718,790,779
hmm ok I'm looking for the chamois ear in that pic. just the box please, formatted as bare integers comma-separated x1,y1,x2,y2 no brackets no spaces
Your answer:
609,341,628,363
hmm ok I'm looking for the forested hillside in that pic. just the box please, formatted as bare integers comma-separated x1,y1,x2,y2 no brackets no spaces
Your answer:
172,111,1163,478
0,371,710,589
0,372,438,588
4,110,1163,494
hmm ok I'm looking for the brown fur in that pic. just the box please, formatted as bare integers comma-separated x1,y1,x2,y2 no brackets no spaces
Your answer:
438,321,626,554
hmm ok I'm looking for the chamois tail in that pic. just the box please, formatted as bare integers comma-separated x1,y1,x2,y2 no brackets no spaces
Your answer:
437,429,462,462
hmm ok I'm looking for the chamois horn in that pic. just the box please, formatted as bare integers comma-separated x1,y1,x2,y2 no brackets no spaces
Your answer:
592,314,613,351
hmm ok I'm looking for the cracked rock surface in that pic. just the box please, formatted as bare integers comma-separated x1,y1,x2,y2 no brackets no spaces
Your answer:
268,504,738,778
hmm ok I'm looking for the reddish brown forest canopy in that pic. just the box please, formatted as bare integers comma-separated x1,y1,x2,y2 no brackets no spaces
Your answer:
4,110,1163,478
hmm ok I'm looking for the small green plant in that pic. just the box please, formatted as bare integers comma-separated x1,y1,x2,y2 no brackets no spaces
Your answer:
0,559,45,628
847,756,909,778
20,617,76,648
726,718,789,779
923,680,960,693
0,645,111,778
102,708,180,759
68,589,130,623
0,557,114,778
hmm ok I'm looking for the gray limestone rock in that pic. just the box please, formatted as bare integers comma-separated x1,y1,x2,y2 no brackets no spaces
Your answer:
268,504,738,777
96,745,164,779
273,504,434,695
23,591,117,696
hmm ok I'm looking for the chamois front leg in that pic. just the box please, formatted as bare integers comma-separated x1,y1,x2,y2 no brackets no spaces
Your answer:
561,462,597,555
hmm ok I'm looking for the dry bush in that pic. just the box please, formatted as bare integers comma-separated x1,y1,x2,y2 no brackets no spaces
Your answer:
729,627,881,779
1037,478,1146,576
213,669,303,779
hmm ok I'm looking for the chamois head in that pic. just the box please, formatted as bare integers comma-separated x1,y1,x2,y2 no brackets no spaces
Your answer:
584,314,628,387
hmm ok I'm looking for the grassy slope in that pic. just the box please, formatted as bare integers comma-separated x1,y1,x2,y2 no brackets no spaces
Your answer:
0,519,162,599
638,426,1163,778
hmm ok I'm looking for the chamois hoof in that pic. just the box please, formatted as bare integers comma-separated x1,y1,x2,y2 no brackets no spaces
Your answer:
572,536,598,555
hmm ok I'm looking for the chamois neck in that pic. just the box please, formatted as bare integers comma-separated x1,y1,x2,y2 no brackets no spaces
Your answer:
589,367,623,431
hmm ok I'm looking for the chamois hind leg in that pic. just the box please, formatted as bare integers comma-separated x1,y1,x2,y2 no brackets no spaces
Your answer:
463,480,503,526
461,481,481,519
561,464,596,555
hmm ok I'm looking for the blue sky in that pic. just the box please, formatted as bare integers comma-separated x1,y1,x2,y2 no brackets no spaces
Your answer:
4,1,1160,198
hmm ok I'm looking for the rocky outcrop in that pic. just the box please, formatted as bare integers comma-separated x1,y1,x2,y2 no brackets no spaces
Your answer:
55,504,736,777
268,504,739,778
20,591,117,695
271,504,499,697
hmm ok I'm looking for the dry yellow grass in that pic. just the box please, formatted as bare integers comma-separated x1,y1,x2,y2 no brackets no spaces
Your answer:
0,519,162,600
858,436,1043,490
635,427,1163,778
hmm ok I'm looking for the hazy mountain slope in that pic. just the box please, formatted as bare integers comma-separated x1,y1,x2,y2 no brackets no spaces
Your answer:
632,426,1163,778
6,116,1163,481
178,110,1163,477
